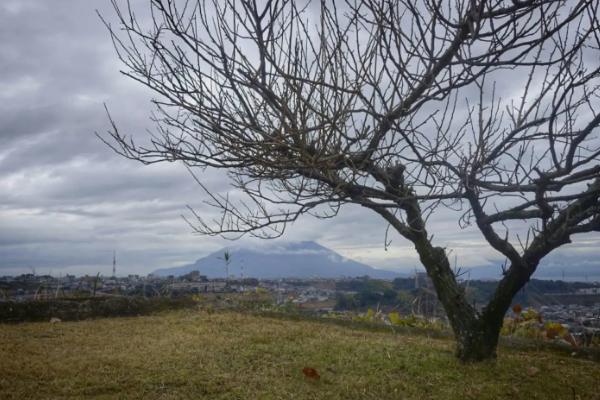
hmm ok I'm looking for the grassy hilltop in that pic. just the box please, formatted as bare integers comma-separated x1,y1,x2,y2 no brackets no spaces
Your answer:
1,309,598,399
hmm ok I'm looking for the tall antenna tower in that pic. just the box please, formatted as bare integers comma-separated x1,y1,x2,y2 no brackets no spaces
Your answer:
112,250,116,277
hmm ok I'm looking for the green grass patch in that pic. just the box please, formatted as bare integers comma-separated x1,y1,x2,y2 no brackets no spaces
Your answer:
1,309,598,399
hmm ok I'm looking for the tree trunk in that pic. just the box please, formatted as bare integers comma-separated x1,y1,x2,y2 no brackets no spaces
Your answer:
408,231,512,362
410,234,505,362
389,202,510,362
454,318,503,362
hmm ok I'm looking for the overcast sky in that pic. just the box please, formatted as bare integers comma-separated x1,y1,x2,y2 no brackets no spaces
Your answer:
1,0,599,279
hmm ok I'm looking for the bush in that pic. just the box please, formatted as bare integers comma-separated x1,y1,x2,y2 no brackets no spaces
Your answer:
388,311,446,330
500,307,582,347
0,296,196,323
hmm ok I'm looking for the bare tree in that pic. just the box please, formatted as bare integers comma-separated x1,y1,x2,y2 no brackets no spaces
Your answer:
100,0,600,361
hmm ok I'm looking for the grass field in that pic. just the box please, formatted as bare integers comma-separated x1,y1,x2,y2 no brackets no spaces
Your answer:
1,309,598,399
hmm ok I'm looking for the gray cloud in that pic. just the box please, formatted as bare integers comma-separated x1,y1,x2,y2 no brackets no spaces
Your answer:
0,1,598,280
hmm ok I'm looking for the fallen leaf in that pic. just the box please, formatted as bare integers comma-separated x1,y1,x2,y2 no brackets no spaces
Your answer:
302,367,320,380
526,366,539,377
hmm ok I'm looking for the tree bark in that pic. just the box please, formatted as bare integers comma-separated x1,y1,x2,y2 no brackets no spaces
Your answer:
401,203,504,362
417,242,504,362
454,319,502,362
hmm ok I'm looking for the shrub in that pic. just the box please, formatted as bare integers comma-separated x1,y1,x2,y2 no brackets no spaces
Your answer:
500,307,585,347
0,296,196,323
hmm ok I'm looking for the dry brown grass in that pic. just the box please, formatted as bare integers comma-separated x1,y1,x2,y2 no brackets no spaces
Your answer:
1,309,598,399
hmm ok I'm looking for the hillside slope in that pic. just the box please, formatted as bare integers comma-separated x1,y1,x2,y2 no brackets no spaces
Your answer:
1,309,598,399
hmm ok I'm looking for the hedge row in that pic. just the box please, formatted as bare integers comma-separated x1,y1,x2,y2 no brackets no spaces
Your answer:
0,296,196,323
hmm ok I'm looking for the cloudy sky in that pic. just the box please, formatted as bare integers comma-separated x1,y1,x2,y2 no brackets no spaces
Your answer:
1,0,599,279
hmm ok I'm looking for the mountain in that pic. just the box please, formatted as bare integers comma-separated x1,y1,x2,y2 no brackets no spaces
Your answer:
152,241,401,279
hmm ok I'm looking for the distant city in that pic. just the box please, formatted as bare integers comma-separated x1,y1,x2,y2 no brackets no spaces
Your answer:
2,269,599,339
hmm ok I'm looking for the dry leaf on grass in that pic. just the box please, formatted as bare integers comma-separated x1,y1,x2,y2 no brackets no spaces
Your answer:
302,367,320,380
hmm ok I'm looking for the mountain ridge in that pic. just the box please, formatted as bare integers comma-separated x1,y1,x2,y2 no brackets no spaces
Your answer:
152,241,401,279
